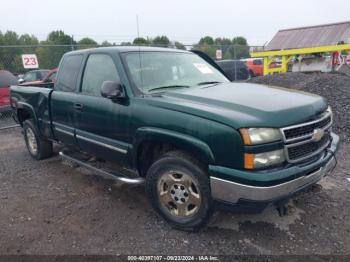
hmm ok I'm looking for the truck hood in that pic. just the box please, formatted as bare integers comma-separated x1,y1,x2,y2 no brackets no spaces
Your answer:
146,82,327,129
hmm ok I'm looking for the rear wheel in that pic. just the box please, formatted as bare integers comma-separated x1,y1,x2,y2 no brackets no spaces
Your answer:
145,151,213,231
23,120,53,160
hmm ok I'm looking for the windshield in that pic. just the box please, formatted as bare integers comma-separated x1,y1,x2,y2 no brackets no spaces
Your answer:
123,51,229,93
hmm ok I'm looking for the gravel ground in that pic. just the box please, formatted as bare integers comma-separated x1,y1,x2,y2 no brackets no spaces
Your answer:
0,72,350,256
0,128,350,256
249,72,350,142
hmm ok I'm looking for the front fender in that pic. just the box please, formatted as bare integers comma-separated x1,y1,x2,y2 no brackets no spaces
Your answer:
133,127,215,165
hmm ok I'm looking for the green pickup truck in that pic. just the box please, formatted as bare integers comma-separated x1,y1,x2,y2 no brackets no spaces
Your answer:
10,47,339,231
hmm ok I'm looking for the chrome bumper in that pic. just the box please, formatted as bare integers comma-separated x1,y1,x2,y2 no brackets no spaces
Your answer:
210,156,336,204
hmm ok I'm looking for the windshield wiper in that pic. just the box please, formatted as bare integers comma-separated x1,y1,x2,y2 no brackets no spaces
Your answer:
197,81,222,86
148,85,190,92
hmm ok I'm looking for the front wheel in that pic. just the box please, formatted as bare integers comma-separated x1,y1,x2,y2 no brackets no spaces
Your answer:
145,151,213,231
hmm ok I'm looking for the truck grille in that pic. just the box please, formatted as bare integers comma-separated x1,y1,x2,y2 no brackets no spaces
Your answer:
286,134,330,162
281,107,332,163
283,115,331,141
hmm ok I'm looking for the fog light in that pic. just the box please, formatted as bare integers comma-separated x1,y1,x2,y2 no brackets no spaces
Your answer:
244,149,285,169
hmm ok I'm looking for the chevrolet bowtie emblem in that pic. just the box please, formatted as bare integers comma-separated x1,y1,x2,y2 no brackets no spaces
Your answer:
312,128,325,142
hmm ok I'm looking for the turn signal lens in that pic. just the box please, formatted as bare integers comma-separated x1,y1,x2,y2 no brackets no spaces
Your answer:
240,129,251,145
244,153,254,169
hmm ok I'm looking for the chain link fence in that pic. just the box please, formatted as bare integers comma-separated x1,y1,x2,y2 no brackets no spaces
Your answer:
0,43,263,130
0,106,17,130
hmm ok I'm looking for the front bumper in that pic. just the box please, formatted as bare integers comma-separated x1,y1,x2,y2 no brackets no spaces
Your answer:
209,132,339,212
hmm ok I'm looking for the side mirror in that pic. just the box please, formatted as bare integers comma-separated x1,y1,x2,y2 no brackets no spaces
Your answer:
18,78,25,83
101,81,125,100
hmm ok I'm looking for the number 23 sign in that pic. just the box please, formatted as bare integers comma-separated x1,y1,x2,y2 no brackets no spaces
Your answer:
22,54,39,69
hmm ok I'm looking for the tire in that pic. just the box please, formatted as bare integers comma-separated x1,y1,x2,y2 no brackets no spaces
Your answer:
145,150,213,231
23,119,53,160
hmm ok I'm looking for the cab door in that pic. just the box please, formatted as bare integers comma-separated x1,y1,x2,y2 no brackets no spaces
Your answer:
74,53,130,164
51,54,83,145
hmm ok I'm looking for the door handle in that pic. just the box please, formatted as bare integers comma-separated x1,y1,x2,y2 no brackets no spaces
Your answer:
74,103,84,110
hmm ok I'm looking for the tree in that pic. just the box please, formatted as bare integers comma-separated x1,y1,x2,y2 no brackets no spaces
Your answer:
152,36,170,47
36,30,75,70
19,34,39,46
47,30,75,45
198,36,215,46
133,37,149,45
232,36,247,46
0,31,22,72
2,31,20,45
101,40,114,46
120,41,132,46
214,37,232,59
78,37,97,46
174,41,186,50
230,36,249,59
77,37,98,50
194,36,216,59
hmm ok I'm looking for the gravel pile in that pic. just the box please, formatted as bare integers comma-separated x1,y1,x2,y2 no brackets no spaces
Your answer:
249,72,350,142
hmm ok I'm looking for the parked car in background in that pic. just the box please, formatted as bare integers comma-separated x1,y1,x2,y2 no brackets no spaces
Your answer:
216,60,250,81
15,74,24,80
19,68,57,88
18,69,50,84
243,58,264,77
0,70,18,110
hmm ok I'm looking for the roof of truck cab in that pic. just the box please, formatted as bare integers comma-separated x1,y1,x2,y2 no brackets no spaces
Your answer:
65,46,190,55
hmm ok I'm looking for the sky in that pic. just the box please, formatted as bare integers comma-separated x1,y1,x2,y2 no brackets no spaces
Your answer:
1,0,350,46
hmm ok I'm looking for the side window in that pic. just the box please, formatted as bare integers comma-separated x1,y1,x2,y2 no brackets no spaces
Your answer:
56,55,83,92
253,59,262,65
48,72,57,81
81,54,120,96
38,71,49,80
23,72,36,82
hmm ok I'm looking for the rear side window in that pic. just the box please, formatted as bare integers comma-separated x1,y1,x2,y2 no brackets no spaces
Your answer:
56,55,83,92
81,54,120,96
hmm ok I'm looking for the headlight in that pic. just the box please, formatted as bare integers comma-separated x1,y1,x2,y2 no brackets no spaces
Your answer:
240,128,282,145
244,149,285,169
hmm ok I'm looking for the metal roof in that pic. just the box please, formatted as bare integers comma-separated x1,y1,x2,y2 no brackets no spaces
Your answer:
266,21,350,51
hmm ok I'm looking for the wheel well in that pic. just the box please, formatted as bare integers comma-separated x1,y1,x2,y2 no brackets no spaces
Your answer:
136,140,208,177
17,108,32,125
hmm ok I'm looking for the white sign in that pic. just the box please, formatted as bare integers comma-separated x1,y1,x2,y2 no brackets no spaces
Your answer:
216,49,222,60
22,54,39,69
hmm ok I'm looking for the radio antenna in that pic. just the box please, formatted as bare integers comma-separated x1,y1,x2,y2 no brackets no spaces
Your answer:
136,15,144,96
136,15,140,39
